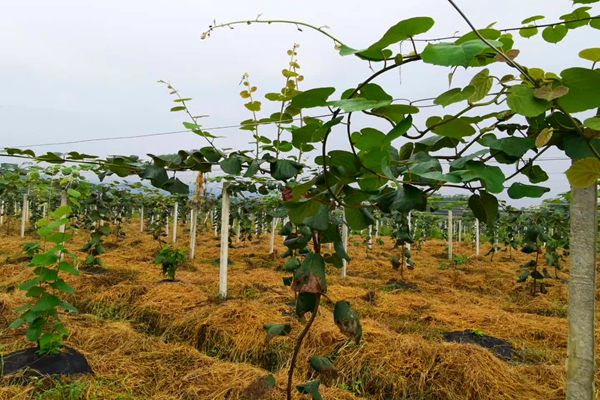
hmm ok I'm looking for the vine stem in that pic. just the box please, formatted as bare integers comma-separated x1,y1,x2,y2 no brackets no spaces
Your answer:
446,0,536,85
202,19,345,47
286,294,321,400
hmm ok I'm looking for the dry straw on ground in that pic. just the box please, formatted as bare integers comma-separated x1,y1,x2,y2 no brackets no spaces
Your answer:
0,222,593,399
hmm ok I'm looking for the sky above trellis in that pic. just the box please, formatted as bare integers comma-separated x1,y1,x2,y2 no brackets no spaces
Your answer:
0,0,593,205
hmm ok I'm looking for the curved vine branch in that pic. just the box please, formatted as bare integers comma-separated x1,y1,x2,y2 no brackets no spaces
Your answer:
286,294,321,400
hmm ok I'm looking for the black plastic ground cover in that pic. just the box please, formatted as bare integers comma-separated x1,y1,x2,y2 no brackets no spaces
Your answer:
1,347,93,378
442,330,513,360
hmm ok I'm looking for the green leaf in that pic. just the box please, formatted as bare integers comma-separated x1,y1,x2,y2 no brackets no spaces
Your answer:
364,17,434,51
219,157,242,175
372,105,419,123
521,164,549,183
426,116,476,138
296,380,322,400
468,192,499,225
50,279,75,294
244,101,261,112
458,162,505,193
579,48,600,62
542,25,568,43
557,68,600,113
31,294,60,312
506,85,549,117
566,157,600,188
519,26,539,38
270,159,302,180
455,29,501,44
375,185,427,213
327,98,391,112
584,117,600,130
344,207,375,231
434,86,475,107
303,204,330,231
488,137,535,158
287,199,321,225
328,150,360,177
31,253,59,267
263,323,292,341
522,15,545,24
421,40,502,67
507,182,550,199
291,87,336,109
342,17,434,60
170,106,186,112
58,261,80,276
468,69,493,102
560,6,592,28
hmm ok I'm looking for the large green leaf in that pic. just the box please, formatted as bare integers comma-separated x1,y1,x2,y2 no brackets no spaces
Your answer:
468,69,493,102
457,162,505,193
327,98,391,112
219,156,242,175
426,116,476,138
421,40,502,67
557,68,600,113
468,191,498,224
291,87,336,109
270,159,302,180
521,164,549,183
344,207,375,231
507,182,550,199
434,86,475,107
375,185,427,213
488,137,535,158
506,85,549,117
340,17,434,60
542,25,568,43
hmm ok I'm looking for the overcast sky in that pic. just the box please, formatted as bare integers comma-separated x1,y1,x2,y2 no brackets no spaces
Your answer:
1,0,597,205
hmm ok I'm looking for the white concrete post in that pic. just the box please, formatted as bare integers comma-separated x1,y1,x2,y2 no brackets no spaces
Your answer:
367,225,373,250
140,206,144,232
0,200,4,226
458,219,462,242
20,193,28,238
172,202,178,243
407,211,412,251
475,219,480,257
219,183,230,300
341,221,349,278
567,183,597,399
213,210,218,237
189,207,197,260
447,210,453,260
269,218,277,254
58,191,67,234
375,219,380,238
